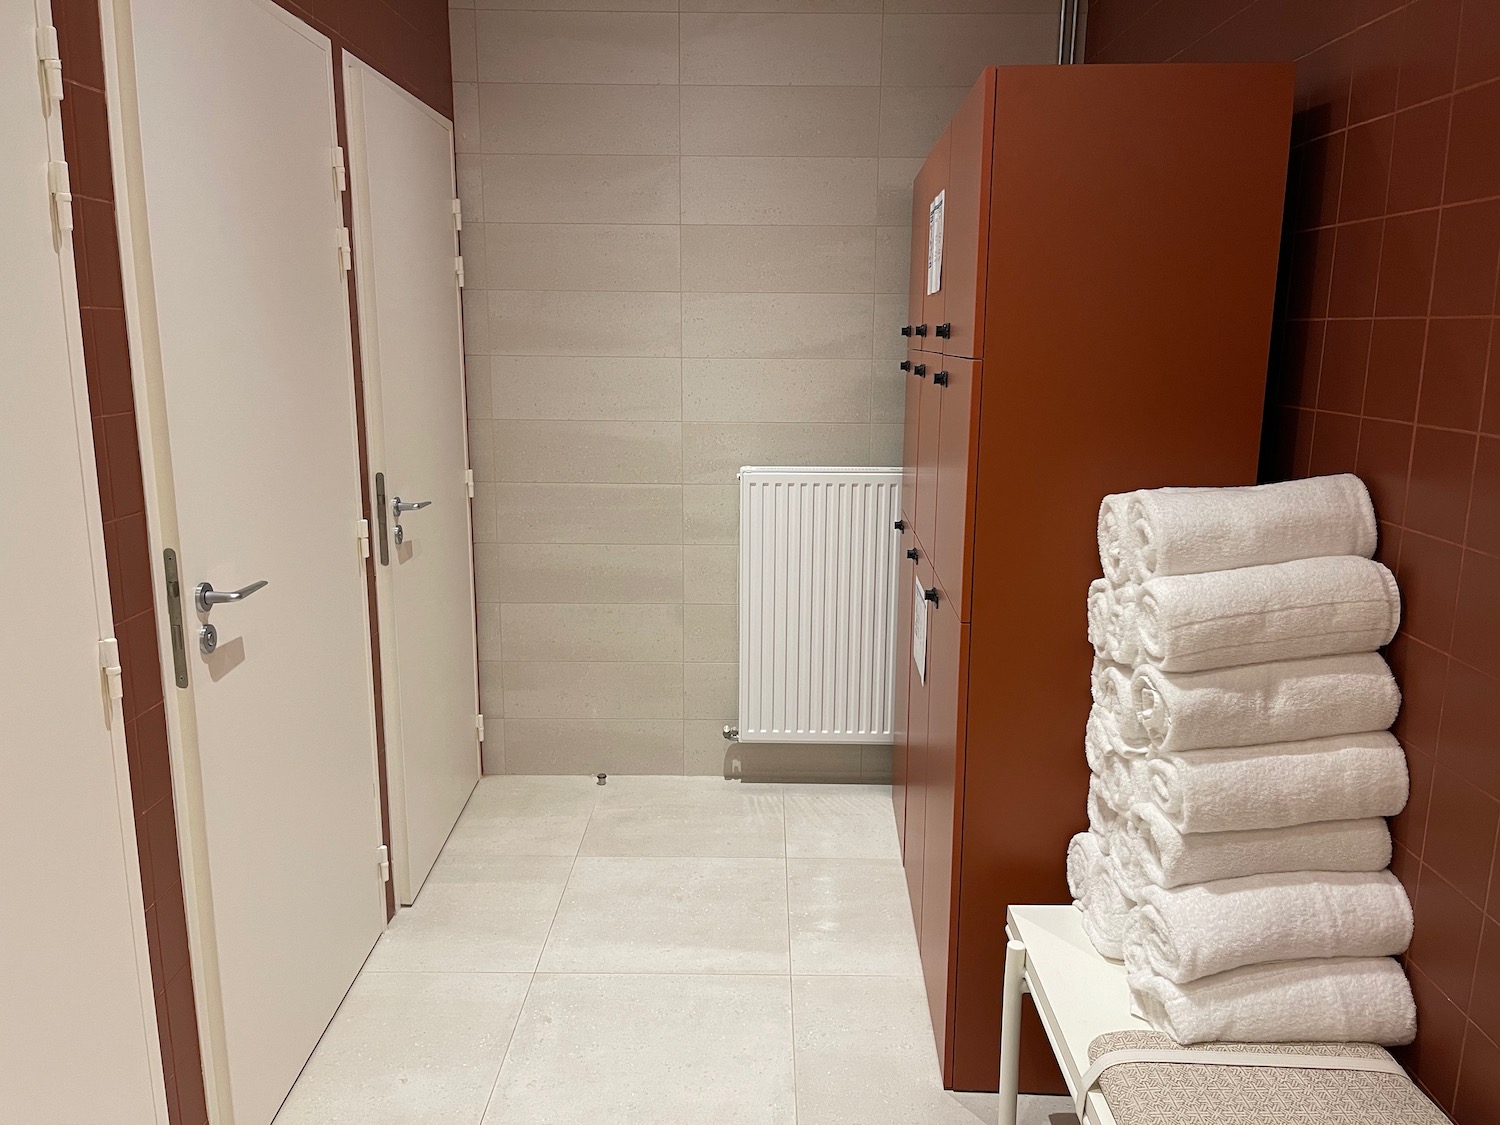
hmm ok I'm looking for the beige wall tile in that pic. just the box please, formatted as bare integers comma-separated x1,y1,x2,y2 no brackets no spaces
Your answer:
495,483,682,542
472,481,500,542
682,157,876,225
476,11,680,84
685,603,737,662
459,219,489,289
873,226,909,295
681,226,875,293
877,86,970,158
488,224,680,292
465,354,493,419
493,421,682,483
504,719,686,774
682,422,874,483
682,359,872,422
682,485,739,544
684,719,738,775
491,357,682,421
500,603,685,662
870,423,903,465
680,87,878,157
480,719,506,774
860,746,893,781
682,293,873,359
871,363,905,425
478,84,680,155
490,543,684,603
454,82,481,152
450,10,478,81
682,0,875,11
680,14,881,86
875,157,921,225
479,656,504,712
473,542,504,603
683,544,737,603
462,287,491,352
477,0,676,11
872,293,908,359
503,661,685,719
480,155,680,224
469,418,498,481
489,291,681,357
880,14,1059,85
685,663,737,720
478,603,503,654
457,159,484,222
883,0,1059,11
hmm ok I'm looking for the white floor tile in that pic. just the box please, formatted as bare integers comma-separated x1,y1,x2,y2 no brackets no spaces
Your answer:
784,783,901,859
483,973,796,1125
581,780,785,857
539,856,790,973
788,858,923,976
951,1092,1079,1125
792,974,977,1125
271,971,529,1125
444,775,599,857
364,854,573,973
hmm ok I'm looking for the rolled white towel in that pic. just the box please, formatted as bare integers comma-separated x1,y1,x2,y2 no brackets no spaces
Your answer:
1087,578,1110,652
1088,581,1145,665
1147,732,1409,833
1124,474,1377,583
1136,557,1400,673
1127,802,1391,888
1123,871,1412,984
1066,830,1105,901
1080,852,1137,960
1129,957,1416,1046
1087,778,1123,843
1093,658,1149,744
1097,493,1139,586
1100,750,1152,817
1132,653,1401,754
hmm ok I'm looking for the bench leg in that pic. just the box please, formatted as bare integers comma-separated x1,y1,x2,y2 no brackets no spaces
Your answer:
998,939,1027,1125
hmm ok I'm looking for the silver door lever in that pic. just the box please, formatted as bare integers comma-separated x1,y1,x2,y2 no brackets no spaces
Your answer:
393,497,432,515
195,579,269,613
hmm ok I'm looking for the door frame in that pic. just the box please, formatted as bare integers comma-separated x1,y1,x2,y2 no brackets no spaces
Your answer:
341,53,480,905
99,2,384,1118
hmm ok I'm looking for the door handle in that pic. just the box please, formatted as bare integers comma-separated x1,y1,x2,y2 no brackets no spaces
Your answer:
393,497,432,515
195,579,268,613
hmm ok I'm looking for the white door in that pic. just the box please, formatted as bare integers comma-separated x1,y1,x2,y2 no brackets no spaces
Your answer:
0,2,163,1121
344,56,480,904
110,2,386,1122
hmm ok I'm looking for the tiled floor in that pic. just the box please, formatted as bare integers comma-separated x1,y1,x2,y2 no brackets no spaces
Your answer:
272,776,1077,1125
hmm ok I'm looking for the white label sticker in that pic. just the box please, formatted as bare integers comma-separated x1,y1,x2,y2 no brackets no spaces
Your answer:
913,574,929,684
925,189,945,296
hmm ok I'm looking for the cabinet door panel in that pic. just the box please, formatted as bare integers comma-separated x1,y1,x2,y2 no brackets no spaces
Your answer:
941,72,995,360
933,358,981,620
902,555,936,936
891,521,917,850
901,348,923,525
920,584,968,1082
914,357,943,558
912,127,949,343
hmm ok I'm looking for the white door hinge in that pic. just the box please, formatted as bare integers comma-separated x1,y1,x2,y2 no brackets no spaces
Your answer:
99,637,124,702
48,160,73,232
356,517,370,559
332,146,347,193
465,468,475,498
476,714,485,743
452,198,462,231
376,844,390,883
337,227,352,271
37,25,64,104
455,255,465,288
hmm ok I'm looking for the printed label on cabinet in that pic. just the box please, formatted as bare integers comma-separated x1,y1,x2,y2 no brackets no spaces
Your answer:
926,190,945,296
913,574,929,684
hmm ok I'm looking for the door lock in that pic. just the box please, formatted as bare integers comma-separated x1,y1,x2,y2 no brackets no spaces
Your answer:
199,623,218,655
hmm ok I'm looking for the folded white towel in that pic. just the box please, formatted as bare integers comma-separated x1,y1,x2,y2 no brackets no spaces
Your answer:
1088,778,1124,842
1086,705,1146,770
1100,750,1152,817
1097,493,1139,586
1123,871,1412,984
1125,802,1391,888
1067,830,1105,901
1093,658,1150,744
1089,582,1145,665
1147,733,1408,833
1088,578,1111,652
1124,474,1377,582
1132,653,1401,754
1080,851,1137,960
1129,957,1416,1045
1136,557,1400,672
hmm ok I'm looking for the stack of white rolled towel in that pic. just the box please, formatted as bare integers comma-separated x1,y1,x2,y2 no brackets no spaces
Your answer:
1069,473,1418,1046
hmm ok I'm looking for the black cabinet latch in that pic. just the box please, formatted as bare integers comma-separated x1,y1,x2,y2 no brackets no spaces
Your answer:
899,360,911,372
906,548,920,561
933,370,950,386
935,323,952,338
894,519,907,531
913,364,927,378
901,325,913,337
924,587,940,604
915,324,929,336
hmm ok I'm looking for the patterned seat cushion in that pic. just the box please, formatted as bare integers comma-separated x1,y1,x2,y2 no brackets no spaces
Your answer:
1086,1030,1451,1124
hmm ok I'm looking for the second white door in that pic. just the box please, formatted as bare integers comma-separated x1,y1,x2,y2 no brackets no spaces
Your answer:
344,56,480,904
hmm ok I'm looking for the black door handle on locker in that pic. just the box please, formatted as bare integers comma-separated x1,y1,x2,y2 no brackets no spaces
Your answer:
906,548,920,561
915,324,929,337
935,323,952,338
924,587,940,604
900,360,912,372
894,519,907,532
914,364,927,378
901,325,914,337
934,370,950,386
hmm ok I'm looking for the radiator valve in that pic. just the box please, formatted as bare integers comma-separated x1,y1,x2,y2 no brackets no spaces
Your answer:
722,725,739,742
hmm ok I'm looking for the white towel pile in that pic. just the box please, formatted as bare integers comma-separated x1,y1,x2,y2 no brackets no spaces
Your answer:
1070,473,1417,1046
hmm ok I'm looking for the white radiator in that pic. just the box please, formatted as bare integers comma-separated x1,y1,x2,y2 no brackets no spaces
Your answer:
737,467,903,745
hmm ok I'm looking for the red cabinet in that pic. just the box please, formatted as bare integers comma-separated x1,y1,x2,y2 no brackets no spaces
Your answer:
894,63,1294,1093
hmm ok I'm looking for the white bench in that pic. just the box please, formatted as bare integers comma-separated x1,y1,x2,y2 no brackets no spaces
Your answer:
999,904,1144,1125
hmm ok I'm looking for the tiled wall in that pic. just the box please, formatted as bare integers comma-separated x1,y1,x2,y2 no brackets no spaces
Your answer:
53,1,454,1122
1088,3,1499,1121
450,0,1058,778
